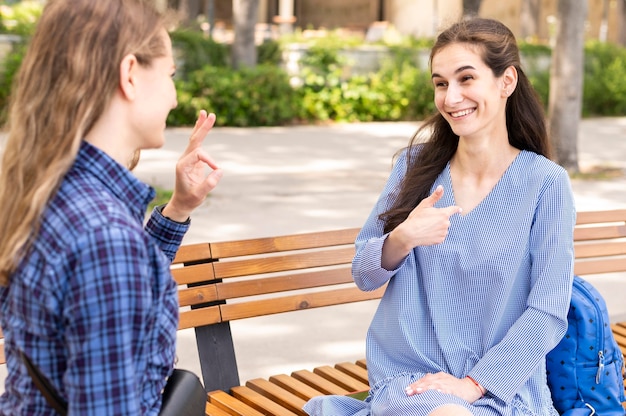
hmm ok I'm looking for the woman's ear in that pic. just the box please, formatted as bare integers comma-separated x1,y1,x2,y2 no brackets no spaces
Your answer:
119,54,138,101
501,65,518,98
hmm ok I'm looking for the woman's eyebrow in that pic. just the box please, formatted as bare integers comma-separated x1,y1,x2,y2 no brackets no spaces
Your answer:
431,65,476,79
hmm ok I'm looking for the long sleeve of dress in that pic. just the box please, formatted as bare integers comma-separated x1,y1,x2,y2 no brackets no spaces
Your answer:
352,152,409,291
468,169,575,403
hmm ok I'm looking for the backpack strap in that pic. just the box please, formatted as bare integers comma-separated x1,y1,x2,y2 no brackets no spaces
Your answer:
19,350,68,416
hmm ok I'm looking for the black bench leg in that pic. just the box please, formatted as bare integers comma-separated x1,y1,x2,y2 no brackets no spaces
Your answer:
194,322,240,393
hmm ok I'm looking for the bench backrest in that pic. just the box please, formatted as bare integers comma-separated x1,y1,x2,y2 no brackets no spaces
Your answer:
573,209,626,275
1,209,625,391
174,209,626,327
173,228,383,330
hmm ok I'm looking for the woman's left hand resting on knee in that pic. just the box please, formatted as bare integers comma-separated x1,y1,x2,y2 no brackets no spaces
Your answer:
405,372,486,404
162,110,223,222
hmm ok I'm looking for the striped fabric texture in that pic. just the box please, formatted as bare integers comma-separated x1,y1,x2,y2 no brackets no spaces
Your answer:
305,150,576,416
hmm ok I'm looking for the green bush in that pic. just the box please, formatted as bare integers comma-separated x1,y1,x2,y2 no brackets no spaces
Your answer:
518,41,552,58
170,30,229,76
170,31,283,75
168,64,300,127
0,1,42,36
295,43,435,123
0,41,25,123
583,41,626,116
0,1,41,123
527,69,550,112
3,14,626,127
297,59,434,123
257,39,283,66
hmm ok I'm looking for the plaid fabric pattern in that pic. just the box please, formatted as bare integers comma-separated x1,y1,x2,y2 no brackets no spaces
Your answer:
0,141,188,415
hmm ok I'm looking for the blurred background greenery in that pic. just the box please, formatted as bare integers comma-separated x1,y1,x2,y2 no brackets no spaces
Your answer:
1,1,625,129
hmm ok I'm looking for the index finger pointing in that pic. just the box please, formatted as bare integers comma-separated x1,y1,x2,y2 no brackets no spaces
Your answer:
441,205,463,218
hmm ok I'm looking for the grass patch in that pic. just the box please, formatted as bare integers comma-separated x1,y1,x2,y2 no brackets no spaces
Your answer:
346,390,369,401
148,187,173,212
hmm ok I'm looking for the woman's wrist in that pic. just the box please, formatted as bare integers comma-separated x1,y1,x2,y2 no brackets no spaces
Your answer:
381,229,411,270
465,375,486,397
157,203,190,224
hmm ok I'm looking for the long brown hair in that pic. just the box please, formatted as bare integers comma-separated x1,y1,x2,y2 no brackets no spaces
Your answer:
0,0,168,285
381,17,550,234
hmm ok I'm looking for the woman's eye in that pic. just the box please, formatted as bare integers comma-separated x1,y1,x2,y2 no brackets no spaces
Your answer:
461,75,474,82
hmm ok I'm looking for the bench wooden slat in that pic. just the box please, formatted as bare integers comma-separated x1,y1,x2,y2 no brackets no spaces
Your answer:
246,378,308,415
575,209,626,225
268,374,326,401
205,401,237,416
209,229,360,259
213,248,355,279
220,286,386,321
172,263,217,285
574,241,626,258
208,390,265,416
291,370,351,395
178,305,222,330
573,225,626,241
613,322,626,336
216,267,353,300
178,286,220,308
612,323,626,350
313,365,370,393
335,362,369,385
173,243,213,265
231,385,299,416
574,258,626,275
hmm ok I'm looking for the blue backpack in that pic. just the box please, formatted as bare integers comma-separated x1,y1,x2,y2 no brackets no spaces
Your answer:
546,275,626,415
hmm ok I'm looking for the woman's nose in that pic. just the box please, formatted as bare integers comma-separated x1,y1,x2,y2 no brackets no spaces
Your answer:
444,84,463,106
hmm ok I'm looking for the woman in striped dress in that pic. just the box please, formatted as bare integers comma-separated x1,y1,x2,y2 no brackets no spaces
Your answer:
304,17,575,416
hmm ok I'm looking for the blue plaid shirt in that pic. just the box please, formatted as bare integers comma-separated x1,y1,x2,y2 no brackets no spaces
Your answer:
0,141,188,415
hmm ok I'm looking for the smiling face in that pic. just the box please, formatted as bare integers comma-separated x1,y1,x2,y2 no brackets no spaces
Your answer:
431,43,513,141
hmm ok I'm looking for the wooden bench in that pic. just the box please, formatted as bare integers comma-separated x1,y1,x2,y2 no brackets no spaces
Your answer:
1,209,625,414
172,208,626,415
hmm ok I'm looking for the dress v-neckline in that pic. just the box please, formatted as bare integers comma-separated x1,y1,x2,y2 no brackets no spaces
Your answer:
445,150,524,218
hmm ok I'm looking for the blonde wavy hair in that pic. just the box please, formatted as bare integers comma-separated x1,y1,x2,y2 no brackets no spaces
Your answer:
0,0,168,285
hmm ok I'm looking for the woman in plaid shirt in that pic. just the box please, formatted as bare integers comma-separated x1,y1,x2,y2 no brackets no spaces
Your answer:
0,0,222,414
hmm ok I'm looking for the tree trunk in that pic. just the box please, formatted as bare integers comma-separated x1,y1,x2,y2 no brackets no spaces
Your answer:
462,0,482,16
175,0,202,26
547,0,587,173
232,0,259,69
519,0,541,41
620,0,626,45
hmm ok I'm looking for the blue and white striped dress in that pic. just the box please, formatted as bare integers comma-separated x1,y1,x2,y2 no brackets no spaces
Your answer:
304,150,575,415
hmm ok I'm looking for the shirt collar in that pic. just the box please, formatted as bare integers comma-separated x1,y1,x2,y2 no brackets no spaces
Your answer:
73,141,156,222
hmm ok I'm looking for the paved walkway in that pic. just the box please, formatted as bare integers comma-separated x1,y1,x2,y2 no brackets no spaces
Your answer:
2,117,626,390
